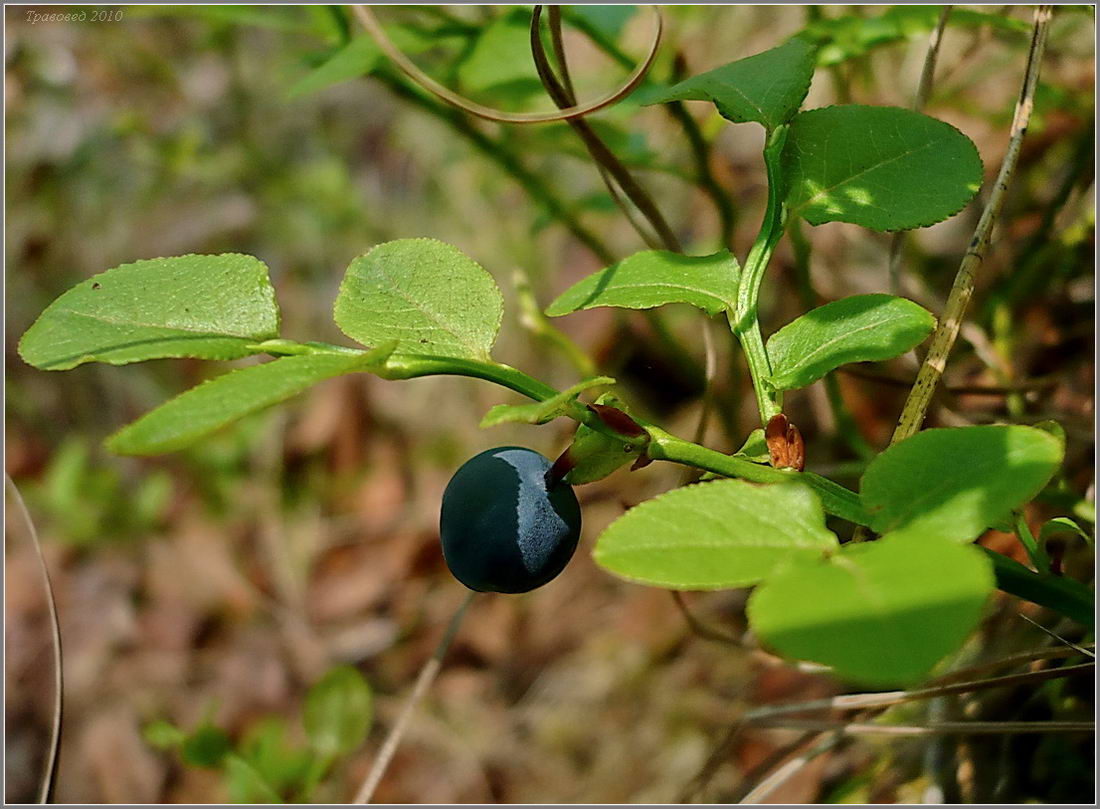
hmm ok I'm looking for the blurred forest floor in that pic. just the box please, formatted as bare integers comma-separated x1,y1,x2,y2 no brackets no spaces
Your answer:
5,5,1095,803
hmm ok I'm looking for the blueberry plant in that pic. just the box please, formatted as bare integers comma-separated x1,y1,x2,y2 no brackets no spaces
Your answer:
18,9,1091,690
17,6,1093,797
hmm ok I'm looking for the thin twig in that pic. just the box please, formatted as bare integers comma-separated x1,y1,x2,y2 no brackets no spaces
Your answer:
738,732,842,804
530,5,682,252
544,9,665,249
692,320,719,446
670,591,740,646
890,5,952,295
533,7,727,448
6,475,63,804
925,642,1095,686
559,16,737,246
350,5,663,125
680,719,746,802
544,4,659,250
682,660,1093,800
534,6,723,442
666,52,737,248
753,718,1094,735
353,591,477,803
747,661,1094,720
1017,613,1096,659
891,5,1053,444
839,365,1059,395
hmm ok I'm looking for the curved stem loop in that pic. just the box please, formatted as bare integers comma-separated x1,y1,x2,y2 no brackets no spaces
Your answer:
351,4,662,125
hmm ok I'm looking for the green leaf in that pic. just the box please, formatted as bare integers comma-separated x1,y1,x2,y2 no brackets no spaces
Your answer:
303,665,373,758
107,348,393,456
766,294,936,390
747,534,994,686
1039,517,1094,550
458,8,543,102
224,754,283,803
594,480,839,590
481,377,615,428
143,719,185,751
546,249,740,317
334,239,503,360
861,425,1065,544
233,718,312,800
734,428,770,463
642,37,817,129
564,5,637,43
783,105,983,231
19,254,280,370
562,393,642,485
286,26,448,100
981,547,1094,627
287,36,382,99
181,724,232,769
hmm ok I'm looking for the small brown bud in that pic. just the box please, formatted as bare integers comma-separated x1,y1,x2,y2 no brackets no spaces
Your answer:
766,413,806,472
586,403,646,437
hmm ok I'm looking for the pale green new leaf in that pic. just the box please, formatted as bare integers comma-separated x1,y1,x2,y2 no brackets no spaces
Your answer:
458,8,543,101
546,250,740,317
287,36,382,99
783,105,983,230
747,534,994,686
303,666,373,757
107,347,393,456
594,480,839,589
642,37,816,129
19,254,279,370
767,294,936,390
286,26,447,100
734,428,770,462
861,425,1064,544
334,239,503,360
224,755,282,804
481,377,615,428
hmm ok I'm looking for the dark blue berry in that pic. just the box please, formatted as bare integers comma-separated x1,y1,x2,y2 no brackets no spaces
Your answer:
440,446,582,593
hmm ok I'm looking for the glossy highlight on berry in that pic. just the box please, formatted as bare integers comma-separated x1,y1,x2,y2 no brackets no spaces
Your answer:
439,446,582,593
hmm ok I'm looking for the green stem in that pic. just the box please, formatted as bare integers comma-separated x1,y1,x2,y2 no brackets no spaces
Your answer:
646,426,869,526
255,339,633,442
513,268,598,377
255,343,1091,625
729,125,789,425
380,354,558,399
